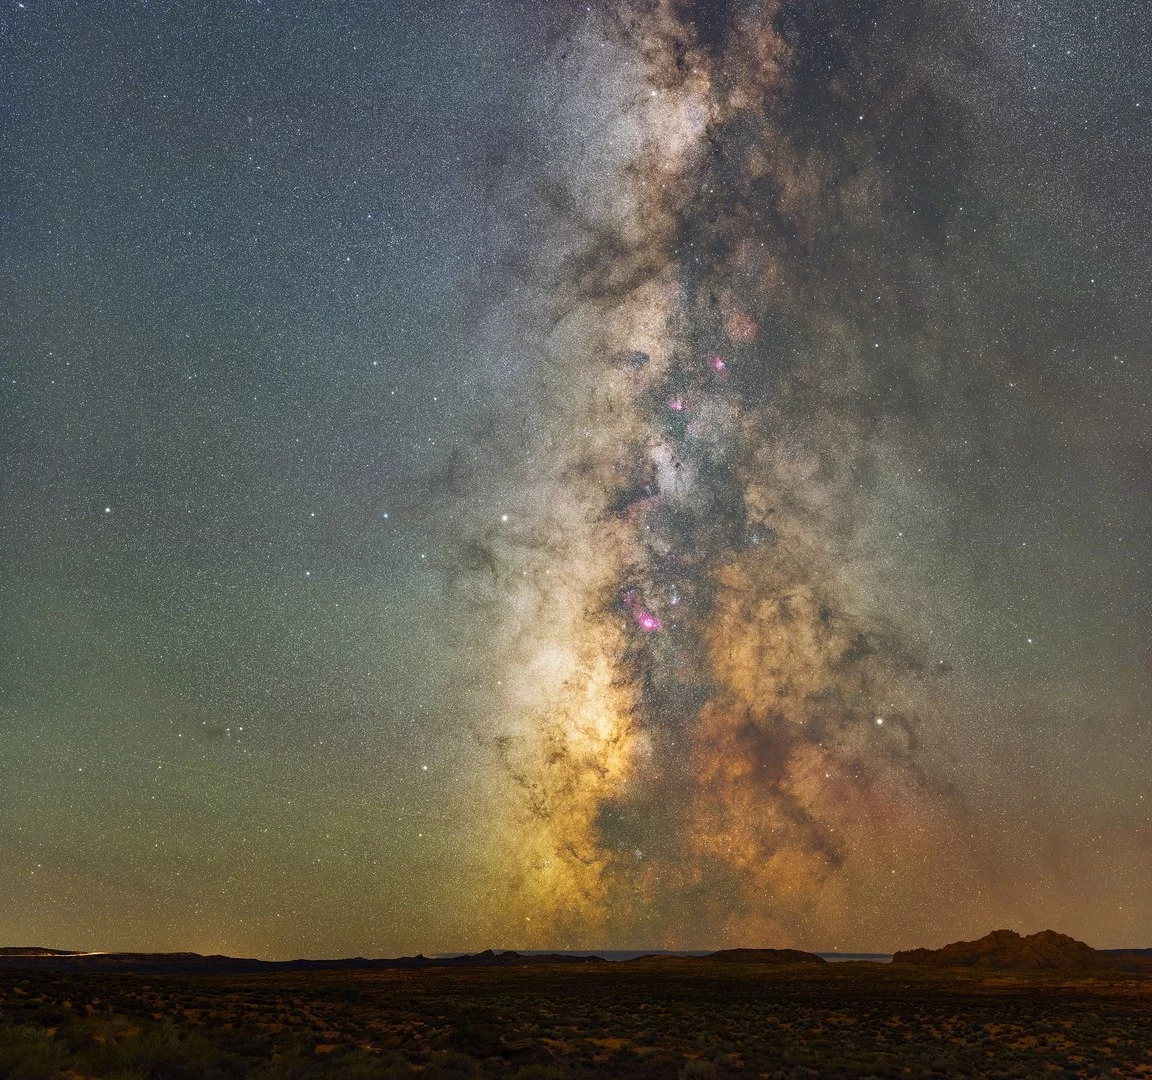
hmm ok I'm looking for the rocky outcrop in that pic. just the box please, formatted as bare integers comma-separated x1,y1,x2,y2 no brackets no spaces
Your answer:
708,948,826,965
894,929,1152,971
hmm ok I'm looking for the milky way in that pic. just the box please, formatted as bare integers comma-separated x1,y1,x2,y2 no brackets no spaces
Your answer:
442,0,1001,948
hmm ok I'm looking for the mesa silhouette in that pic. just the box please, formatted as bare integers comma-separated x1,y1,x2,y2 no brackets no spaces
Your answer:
0,945,827,975
893,928,1152,972
4,930,1149,976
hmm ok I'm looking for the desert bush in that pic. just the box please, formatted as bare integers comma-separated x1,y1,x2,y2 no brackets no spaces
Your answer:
677,1059,717,1078
445,1021,501,1057
213,1026,272,1059
509,1066,568,1080
246,1052,316,1079
324,1050,415,1079
76,1020,246,1079
0,1023,67,1080
421,1050,482,1077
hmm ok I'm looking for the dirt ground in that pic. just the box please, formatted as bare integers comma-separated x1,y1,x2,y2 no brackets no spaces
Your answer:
1,959,1150,1077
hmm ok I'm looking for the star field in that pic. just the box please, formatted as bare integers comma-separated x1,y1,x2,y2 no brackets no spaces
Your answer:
1,0,1150,957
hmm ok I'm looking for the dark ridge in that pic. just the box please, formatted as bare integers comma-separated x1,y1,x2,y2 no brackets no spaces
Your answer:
624,948,825,966
894,929,1152,972
0,949,606,975
0,947,84,956
0,945,829,975
708,948,827,965
6,936,1143,976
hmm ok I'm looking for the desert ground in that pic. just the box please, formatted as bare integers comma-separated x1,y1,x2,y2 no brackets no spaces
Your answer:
1,959,1151,1078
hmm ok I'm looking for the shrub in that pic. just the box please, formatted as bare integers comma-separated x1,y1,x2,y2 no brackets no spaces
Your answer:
0,1023,68,1080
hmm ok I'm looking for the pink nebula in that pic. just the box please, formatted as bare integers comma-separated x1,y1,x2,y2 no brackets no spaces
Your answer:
711,354,727,373
634,608,663,632
669,396,685,412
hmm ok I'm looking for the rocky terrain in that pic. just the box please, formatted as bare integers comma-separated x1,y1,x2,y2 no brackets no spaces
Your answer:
2,956,1150,1078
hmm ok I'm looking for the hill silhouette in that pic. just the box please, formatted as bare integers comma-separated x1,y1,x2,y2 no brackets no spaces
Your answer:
0,945,826,975
894,929,1152,971
0,948,606,975
709,948,826,965
6,934,1145,975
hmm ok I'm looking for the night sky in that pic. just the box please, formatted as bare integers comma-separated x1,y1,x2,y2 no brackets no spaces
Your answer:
2,0,1150,959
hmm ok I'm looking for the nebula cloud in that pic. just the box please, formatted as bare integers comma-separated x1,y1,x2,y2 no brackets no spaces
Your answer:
444,0,1001,948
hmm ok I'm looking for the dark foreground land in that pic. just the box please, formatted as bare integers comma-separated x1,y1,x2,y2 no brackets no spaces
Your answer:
1,960,1150,1079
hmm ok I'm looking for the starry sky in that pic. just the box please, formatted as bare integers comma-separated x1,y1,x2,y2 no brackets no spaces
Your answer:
1,0,1150,959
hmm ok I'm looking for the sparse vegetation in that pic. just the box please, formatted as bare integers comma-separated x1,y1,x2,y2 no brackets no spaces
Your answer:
0,962,1149,1077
